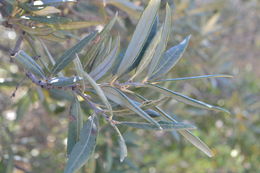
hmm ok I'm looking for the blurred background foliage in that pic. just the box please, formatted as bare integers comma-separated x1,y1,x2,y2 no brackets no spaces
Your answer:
0,0,259,172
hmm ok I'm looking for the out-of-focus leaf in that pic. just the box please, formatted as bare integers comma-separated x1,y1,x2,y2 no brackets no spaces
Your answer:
146,84,230,113
49,89,74,101
149,35,191,80
50,21,100,30
116,0,161,76
144,109,161,117
15,50,46,78
202,12,221,35
16,96,31,121
64,115,98,173
89,36,120,81
153,74,233,83
21,15,71,24
119,121,195,130
47,76,82,87
130,26,162,80
39,33,66,42
67,98,83,156
33,6,61,16
52,31,97,74
188,1,224,16
41,0,77,5
110,124,127,162
80,70,113,119
103,86,161,128
107,0,143,20
15,23,53,36
147,3,172,79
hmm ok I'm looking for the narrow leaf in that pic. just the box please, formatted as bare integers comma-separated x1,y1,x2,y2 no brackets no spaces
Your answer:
179,130,213,157
146,84,230,113
15,50,46,78
52,31,97,74
64,115,98,173
42,0,76,5
103,86,161,129
136,93,213,157
33,6,61,16
130,26,162,80
50,21,100,30
153,74,233,83
116,0,161,76
110,124,127,162
47,76,82,87
80,70,113,119
89,36,120,81
67,98,83,156
119,121,195,130
147,3,172,78
149,35,191,80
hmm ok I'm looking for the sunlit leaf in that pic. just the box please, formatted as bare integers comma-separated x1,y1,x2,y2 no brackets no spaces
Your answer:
64,115,98,173
103,86,161,128
47,76,82,87
116,0,161,76
146,84,230,113
89,35,120,81
50,21,100,30
33,6,61,16
110,123,127,162
149,35,191,80
153,74,233,83
147,3,172,79
21,15,71,24
130,26,162,80
106,0,143,20
119,121,195,130
52,31,97,74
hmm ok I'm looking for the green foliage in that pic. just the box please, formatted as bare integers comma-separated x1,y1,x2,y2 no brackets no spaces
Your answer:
1,0,259,173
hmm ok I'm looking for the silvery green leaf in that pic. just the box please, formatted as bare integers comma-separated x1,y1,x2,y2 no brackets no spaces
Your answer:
116,0,161,76
153,74,233,83
21,15,71,24
127,15,159,73
130,26,162,80
41,0,76,5
103,86,161,129
15,50,45,78
47,76,82,87
146,84,230,113
80,70,113,118
67,98,83,156
64,115,98,173
89,36,120,81
110,124,127,162
136,93,213,157
106,0,143,20
52,31,97,74
147,3,172,78
149,35,191,80
119,121,195,130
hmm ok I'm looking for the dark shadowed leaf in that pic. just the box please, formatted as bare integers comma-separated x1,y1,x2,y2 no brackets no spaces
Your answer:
146,84,230,113
149,35,191,80
52,31,97,74
116,0,161,76
119,121,195,130
67,98,83,156
64,115,98,173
